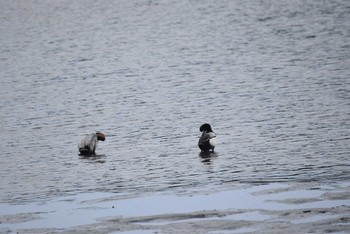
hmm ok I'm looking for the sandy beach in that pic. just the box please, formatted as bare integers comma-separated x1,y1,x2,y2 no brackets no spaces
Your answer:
1,182,349,233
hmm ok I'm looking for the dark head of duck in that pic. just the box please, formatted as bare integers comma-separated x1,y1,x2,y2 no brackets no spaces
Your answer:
96,132,106,141
199,123,213,133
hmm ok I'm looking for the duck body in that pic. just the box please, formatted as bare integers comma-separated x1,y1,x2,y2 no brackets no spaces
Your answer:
198,123,217,152
78,132,105,155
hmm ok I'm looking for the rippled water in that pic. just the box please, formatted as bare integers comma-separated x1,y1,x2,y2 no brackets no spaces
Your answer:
1,0,349,204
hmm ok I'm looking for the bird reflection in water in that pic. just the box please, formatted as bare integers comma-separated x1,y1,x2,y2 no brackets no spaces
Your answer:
79,154,106,163
199,151,218,164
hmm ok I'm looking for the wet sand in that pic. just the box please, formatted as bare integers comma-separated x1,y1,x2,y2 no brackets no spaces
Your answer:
1,183,349,233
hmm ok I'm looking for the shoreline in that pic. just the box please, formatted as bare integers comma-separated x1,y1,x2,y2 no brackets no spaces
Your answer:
1,182,349,233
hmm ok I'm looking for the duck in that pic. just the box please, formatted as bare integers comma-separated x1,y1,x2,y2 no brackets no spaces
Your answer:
78,132,105,155
198,123,217,152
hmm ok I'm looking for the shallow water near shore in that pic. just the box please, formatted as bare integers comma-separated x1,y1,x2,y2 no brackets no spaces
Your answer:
1,0,350,233
1,182,349,233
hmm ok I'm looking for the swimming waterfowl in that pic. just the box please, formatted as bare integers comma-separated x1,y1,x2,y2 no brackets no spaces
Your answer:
198,123,217,152
78,132,105,155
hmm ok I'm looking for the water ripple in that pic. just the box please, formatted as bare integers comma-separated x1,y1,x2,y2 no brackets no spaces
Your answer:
0,0,349,204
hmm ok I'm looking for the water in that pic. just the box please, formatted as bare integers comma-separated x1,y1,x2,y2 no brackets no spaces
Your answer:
1,0,349,206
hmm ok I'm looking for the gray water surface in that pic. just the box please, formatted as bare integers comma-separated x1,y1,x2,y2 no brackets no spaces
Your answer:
1,0,349,204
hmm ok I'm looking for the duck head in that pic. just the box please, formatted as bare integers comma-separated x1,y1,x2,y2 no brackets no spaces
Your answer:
199,123,213,133
96,132,106,141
